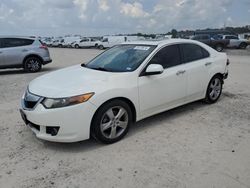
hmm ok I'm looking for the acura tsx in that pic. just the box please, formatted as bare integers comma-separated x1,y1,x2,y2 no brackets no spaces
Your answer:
20,39,229,144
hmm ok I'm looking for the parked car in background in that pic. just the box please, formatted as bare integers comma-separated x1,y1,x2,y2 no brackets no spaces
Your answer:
97,36,131,49
220,35,250,49
73,38,99,48
0,36,52,72
191,34,229,52
51,39,63,47
20,39,229,144
60,36,82,48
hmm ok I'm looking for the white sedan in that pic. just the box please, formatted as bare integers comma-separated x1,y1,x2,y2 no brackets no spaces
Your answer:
20,39,229,144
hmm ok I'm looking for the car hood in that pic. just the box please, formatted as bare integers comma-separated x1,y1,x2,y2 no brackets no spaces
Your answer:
28,65,121,98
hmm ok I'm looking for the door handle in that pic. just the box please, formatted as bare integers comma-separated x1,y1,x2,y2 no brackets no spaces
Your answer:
205,62,212,66
0,51,2,54
176,70,186,76
22,49,28,52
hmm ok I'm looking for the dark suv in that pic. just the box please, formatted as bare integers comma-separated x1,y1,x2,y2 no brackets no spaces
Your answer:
0,36,52,72
191,34,229,52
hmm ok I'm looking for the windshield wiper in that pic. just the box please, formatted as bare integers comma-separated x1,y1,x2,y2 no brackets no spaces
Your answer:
90,67,110,72
81,64,111,72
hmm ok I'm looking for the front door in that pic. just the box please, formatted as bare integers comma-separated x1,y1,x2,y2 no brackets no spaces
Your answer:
138,44,187,118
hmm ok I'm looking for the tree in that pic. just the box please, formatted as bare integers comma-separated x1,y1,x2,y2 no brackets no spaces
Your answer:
171,29,178,38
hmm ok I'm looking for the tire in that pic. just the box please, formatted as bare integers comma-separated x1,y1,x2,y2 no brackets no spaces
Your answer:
239,43,247,49
94,43,98,48
204,75,223,103
215,44,223,52
99,45,104,50
23,57,42,73
75,44,80,49
91,100,132,144
58,44,63,48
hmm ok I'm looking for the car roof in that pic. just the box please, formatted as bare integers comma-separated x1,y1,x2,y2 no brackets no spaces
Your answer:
0,35,37,40
122,39,203,47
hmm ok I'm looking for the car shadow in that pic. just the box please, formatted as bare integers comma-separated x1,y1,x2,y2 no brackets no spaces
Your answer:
41,100,211,153
127,100,207,138
0,67,58,75
42,137,103,153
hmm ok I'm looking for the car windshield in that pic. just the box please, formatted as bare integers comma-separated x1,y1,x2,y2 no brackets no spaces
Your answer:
84,44,156,72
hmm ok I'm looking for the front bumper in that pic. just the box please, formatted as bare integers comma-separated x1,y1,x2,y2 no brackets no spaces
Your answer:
20,101,97,142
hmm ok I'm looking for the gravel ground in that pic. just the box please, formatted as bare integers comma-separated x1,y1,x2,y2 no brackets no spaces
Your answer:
0,48,250,188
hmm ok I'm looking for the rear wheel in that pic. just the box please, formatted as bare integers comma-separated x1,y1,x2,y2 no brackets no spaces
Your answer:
99,45,104,50
204,75,223,103
239,42,247,49
91,100,132,144
75,44,80,49
215,44,223,52
24,57,42,73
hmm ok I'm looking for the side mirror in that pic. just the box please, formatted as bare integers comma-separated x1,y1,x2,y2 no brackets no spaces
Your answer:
144,64,164,76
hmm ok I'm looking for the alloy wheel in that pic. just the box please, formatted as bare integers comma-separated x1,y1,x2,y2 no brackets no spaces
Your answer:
100,106,128,139
209,78,222,101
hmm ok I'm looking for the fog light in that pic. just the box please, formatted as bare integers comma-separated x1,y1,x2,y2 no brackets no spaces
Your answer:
46,126,60,136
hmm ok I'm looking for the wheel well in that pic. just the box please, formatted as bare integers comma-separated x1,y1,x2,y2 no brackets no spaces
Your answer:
92,97,137,124
212,73,224,84
216,43,224,47
240,42,247,46
23,55,43,67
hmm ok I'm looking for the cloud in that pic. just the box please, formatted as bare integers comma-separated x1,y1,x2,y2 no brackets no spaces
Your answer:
0,0,249,36
120,2,148,18
98,0,110,11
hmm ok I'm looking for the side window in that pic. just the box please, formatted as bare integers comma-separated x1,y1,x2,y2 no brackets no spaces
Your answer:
149,44,182,69
201,47,210,58
0,39,3,48
102,38,108,42
3,38,33,48
21,39,34,45
181,43,208,63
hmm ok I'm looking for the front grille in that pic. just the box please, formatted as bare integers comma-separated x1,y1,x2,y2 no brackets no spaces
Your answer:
22,90,42,110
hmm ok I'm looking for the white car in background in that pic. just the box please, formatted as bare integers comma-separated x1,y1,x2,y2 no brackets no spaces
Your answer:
221,35,250,49
20,39,229,144
73,38,99,48
97,36,130,49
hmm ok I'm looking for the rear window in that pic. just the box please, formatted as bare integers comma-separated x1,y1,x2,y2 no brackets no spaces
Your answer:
181,43,209,63
225,36,238,40
2,38,34,48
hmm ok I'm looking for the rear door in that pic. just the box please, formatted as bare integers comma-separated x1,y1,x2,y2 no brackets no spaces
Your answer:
226,35,240,47
2,38,34,66
180,43,210,101
79,38,89,47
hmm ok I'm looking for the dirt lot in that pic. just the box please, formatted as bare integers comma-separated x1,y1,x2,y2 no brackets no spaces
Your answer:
0,48,250,188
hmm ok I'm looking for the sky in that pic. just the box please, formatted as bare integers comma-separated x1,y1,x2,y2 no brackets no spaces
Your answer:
0,0,249,37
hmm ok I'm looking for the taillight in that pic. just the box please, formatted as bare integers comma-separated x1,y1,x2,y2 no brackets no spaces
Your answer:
40,45,48,50
227,59,230,65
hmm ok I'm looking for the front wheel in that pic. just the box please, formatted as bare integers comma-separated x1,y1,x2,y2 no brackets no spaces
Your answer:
204,75,223,103
91,100,132,144
24,57,42,73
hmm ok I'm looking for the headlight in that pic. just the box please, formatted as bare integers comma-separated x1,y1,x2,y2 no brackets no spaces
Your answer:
42,93,94,109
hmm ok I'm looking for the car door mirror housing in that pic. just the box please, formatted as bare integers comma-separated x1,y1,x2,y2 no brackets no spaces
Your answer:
144,64,164,76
